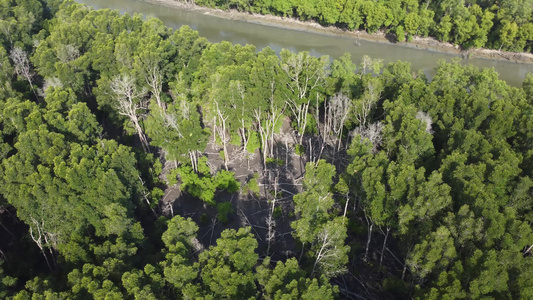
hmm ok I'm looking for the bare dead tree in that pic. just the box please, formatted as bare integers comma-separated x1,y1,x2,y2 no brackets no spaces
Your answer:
313,94,327,163
359,55,383,75
56,44,79,63
143,59,164,109
232,81,252,153
523,244,533,257
380,225,391,266
324,92,352,151
415,111,434,134
164,111,183,138
188,150,200,174
353,122,384,154
138,175,157,217
362,208,373,263
10,47,37,97
214,100,230,170
266,174,278,254
0,219,14,239
39,77,63,97
29,218,58,272
282,52,328,145
110,74,150,152
254,109,270,169
287,97,311,145
254,80,286,169
0,20,14,46
354,79,381,129
312,222,348,278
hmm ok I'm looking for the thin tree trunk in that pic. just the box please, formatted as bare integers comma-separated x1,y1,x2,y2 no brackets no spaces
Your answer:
380,226,390,266
523,244,533,256
343,196,349,218
0,221,14,239
364,222,373,262
299,242,305,262
29,226,53,272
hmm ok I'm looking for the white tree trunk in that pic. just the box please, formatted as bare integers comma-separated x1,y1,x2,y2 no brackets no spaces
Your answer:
214,101,229,170
111,75,150,152
10,47,37,97
363,211,373,262
380,226,390,266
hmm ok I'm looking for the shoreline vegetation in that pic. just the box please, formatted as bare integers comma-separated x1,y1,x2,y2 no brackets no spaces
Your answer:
139,0,533,64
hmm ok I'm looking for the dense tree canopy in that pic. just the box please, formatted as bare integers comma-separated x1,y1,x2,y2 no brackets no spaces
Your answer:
0,0,532,299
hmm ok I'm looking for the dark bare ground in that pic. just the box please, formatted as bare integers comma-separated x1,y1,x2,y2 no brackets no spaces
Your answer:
159,119,307,260
153,119,381,298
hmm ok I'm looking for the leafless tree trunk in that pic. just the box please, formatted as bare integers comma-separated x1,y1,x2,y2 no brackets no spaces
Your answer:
254,81,285,169
10,47,37,97
255,109,269,169
415,111,434,134
354,79,380,128
282,52,328,145
0,21,14,46
29,218,56,272
266,175,278,254
165,111,183,138
189,150,199,173
287,97,311,145
343,195,350,218
363,209,373,262
380,226,390,266
353,122,384,154
144,61,163,109
111,74,150,152
312,229,332,275
307,94,329,163
214,100,229,170
327,92,352,150
138,175,157,217
0,218,14,239
312,222,347,277
228,81,251,152
523,244,533,256
360,55,383,75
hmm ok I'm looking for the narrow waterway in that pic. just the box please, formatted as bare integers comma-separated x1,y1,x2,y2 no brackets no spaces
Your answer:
77,0,533,86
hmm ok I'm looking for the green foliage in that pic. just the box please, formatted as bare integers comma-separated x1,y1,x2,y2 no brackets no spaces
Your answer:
291,160,350,278
256,257,338,299
0,261,16,299
216,202,234,223
395,25,405,42
196,227,258,299
181,0,533,52
159,215,199,293
266,157,284,166
246,131,261,153
294,144,305,156
243,173,261,197
292,160,336,243
177,157,240,205
1,127,143,254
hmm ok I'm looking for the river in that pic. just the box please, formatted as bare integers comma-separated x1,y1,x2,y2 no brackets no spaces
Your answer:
76,0,533,87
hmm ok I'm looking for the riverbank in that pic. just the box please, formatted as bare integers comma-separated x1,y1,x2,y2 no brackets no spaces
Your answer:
140,0,533,64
